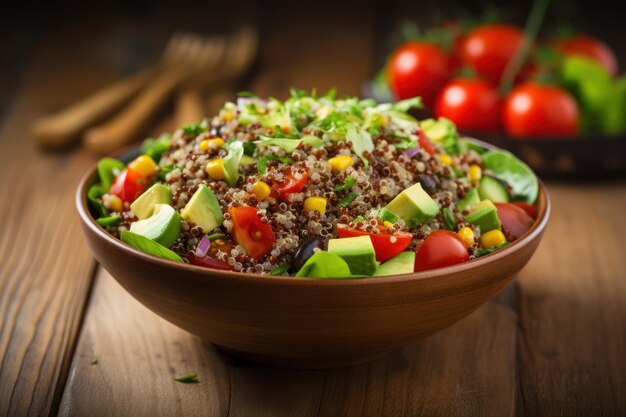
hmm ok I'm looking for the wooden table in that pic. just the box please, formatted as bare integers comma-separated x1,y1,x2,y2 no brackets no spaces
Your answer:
1,6,625,417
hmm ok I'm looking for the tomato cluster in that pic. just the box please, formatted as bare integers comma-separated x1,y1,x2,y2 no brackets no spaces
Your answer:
385,22,619,139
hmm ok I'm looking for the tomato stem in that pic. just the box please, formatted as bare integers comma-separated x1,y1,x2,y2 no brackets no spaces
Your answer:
500,0,551,94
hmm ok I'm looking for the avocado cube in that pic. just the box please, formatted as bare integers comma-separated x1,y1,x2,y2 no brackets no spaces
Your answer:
373,252,415,276
465,200,501,232
180,184,223,233
130,183,173,220
457,188,480,211
129,204,181,248
327,236,379,276
385,183,439,228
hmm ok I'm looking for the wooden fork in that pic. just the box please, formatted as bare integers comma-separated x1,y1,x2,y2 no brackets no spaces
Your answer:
31,33,218,149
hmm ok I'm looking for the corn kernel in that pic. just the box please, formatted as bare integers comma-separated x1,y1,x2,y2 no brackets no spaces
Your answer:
469,164,482,183
480,229,506,249
438,154,453,165
128,155,158,177
109,195,123,212
383,221,394,228
199,137,224,152
223,110,234,122
205,159,225,180
328,155,354,174
303,196,327,215
251,181,271,201
457,227,474,248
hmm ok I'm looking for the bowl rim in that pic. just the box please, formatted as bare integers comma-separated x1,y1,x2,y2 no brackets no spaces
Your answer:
76,143,550,287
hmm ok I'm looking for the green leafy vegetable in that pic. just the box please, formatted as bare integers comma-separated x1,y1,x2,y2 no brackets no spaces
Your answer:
141,133,171,161
96,215,122,227
120,231,184,263
339,192,357,207
257,155,293,175
476,242,510,258
182,122,207,137
346,126,374,167
242,141,257,157
157,164,177,181
482,150,538,203
443,207,456,231
222,141,244,187
87,184,108,218
295,252,352,278
334,176,356,192
97,158,125,193
174,373,198,383
269,264,290,275
392,97,423,112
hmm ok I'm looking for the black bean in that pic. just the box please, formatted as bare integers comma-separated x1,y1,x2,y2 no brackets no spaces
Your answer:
292,237,323,273
418,174,438,195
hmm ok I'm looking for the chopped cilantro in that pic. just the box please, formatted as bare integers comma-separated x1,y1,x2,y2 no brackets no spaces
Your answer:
443,207,456,231
334,177,356,192
339,192,357,207
182,123,206,137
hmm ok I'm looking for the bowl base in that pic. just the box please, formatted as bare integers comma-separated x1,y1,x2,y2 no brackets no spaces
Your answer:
215,345,392,369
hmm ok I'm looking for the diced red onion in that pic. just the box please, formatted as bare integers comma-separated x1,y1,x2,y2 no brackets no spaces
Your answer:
404,145,420,158
195,235,211,257
237,97,268,108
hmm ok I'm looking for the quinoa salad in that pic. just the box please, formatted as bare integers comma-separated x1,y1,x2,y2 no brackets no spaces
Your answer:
87,89,540,278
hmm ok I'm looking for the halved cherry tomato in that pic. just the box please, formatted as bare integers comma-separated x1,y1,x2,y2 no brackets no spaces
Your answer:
188,255,233,271
109,167,149,203
387,41,451,106
337,224,412,262
554,34,618,77
418,131,437,156
414,230,469,272
434,78,502,133
495,203,534,241
228,206,276,259
510,202,537,219
272,168,308,201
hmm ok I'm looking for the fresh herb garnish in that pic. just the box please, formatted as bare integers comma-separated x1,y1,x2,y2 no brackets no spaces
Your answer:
443,207,456,231
157,164,177,181
257,155,293,175
334,176,356,192
206,233,226,241
339,192,357,207
269,264,290,275
174,373,198,383
242,141,258,157
476,242,510,258
141,133,171,162
182,123,207,137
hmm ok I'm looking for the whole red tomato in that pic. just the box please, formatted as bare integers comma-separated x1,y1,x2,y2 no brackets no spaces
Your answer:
387,42,451,106
414,230,469,272
503,82,580,138
554,34,618,76
459,24,524,85
434,78,502,133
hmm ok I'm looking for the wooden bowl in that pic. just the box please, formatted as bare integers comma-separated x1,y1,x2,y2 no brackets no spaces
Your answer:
76,154,550,369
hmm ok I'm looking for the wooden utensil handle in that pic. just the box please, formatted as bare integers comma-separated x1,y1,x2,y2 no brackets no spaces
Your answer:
175,89,206,127
32,69,154,149
84,70,186,154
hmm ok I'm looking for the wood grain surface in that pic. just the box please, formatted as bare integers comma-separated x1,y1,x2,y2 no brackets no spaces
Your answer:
1,2,626,417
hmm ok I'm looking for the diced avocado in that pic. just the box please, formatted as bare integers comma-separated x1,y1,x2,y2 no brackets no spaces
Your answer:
385,183,439,228
373,252,415,277
240,155,256,165
180,184,223,233
327,236,379,276
295,252,352,278
465,200,501,232
478,176,510,203
130,183,173,220
379,207,399,224
457,188,480,211
130,204,181,248
420,118,448,142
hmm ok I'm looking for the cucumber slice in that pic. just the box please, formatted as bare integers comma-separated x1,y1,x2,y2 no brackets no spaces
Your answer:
478,176,510,203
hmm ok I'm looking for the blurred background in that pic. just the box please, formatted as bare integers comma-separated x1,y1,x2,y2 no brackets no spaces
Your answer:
1,0,624,175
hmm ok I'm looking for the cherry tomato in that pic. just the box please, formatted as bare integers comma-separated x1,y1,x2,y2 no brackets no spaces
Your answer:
337,224,412,262
418,131,437,156
109,167,148,203
414,230,469,272
459,24,524,84
188,255,233,271
510,202,537,219
272,168,308,201
554,34,618,77
434,78,502,133
503,82,580,138
387,42,451,106
495,203,534,241
228,206,276,259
